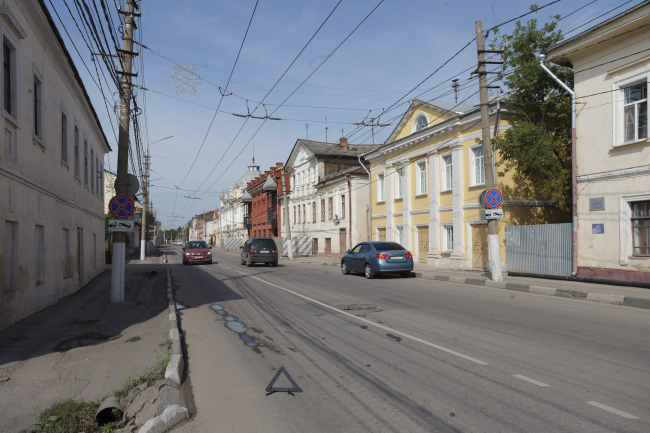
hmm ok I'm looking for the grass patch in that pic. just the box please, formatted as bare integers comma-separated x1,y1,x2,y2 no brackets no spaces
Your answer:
33,399,122,433
126,336,141,343
113,340,171,401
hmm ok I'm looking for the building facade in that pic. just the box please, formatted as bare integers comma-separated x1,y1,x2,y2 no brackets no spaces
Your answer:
218,160,260,241
1,0,111,331
246,163,286,239
364,98,569,268
547,2,650,283
284,138,379,257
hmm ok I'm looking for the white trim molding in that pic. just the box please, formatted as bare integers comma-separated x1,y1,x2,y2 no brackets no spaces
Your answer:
578,165,650,183
439,205,453,212
371,214,387,219
462,203,483,210
410,209,430,215
619,192,650,266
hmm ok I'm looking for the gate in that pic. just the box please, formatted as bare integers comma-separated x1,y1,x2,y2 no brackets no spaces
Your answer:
506,223,572,276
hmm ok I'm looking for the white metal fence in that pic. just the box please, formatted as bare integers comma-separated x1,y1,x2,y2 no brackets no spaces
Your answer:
505,223,572,276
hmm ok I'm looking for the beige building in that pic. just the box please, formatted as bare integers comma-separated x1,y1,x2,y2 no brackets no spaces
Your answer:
284,138,379,257
364,98,568,268
547,2,650,283
1,0,111,331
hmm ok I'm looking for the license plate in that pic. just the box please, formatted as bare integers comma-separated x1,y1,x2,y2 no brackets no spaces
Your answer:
195,256,203,259
392,256,404,260
260,250,270,253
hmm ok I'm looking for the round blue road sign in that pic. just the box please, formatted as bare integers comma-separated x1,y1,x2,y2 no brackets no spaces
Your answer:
109,195,135,219
485,188,502,209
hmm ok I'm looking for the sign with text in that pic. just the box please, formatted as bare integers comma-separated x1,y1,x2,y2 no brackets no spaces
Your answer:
108,219,135,232
589,197,605,211
485,209,503,219
592,223,604,234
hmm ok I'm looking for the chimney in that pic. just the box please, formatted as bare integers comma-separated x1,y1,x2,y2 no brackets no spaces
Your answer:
339,137,348,149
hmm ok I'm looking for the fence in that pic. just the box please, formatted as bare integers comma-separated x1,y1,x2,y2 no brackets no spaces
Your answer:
505,223,572,276
221,238,245,250
220,235,313,257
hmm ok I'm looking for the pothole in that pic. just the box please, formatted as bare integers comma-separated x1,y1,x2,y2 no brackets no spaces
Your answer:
344,304,378,311
52,332,122,351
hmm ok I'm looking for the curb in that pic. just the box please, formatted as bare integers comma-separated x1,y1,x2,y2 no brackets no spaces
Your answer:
322,262,650,310
137,268,188,433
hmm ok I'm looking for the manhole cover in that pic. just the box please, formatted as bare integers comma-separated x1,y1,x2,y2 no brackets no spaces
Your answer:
344,304,378,310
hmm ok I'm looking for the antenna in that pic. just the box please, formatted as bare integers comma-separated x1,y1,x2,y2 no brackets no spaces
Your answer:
305,123,309,140
325,117,329,143
340,125,344,137
452,77,460,103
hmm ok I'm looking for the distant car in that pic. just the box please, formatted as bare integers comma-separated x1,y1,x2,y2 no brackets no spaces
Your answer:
182,241,212,265
341,241,413,279
240,238,278,267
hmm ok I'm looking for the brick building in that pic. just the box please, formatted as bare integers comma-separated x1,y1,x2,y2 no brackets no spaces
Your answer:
247,163,290,238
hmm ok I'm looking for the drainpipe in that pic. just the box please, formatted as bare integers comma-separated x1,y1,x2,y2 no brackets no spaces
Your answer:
346,173,352,249
536,53,577,276
358,155,372,242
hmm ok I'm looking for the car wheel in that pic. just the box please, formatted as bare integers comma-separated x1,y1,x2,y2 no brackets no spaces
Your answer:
183,260,187,266
401,272,410,278
341,262,350,275
364,263,375,279
271,262,277,267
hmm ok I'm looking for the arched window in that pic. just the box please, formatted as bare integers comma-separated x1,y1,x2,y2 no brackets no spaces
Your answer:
415,114,428,131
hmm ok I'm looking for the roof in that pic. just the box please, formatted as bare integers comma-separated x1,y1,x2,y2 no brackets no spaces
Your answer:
418,99,475,114
297,139,382,158
546,0,650,65
38,0,112,152
315,164,370,187
236,161,261,186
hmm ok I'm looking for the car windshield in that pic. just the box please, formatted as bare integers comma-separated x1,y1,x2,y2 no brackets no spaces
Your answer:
187,242,208,249
252,239,277,249
372,242,405,251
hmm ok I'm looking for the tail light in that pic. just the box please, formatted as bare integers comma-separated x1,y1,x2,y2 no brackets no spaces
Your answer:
376,254,389,259
405,253,413,258
272,249,278,254
250,249,257,253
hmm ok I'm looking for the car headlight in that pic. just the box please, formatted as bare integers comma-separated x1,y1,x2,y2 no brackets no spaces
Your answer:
207,251,211,255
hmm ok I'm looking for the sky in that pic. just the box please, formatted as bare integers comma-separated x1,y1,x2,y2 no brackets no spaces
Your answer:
47,0,636,229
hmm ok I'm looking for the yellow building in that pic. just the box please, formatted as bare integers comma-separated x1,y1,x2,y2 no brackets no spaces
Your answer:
363,98,569,270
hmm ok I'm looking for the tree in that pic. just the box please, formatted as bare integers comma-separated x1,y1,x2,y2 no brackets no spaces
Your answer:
490,7,574,210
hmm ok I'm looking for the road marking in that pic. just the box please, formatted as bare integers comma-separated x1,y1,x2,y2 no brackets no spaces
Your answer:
587,401,639,419
220,265,231,270
243,274,488,365
513,374,549,387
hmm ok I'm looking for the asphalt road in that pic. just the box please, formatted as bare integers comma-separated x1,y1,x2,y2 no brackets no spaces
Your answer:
164,245,650,433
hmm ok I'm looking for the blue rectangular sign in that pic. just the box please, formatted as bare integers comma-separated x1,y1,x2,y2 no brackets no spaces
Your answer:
592,224,604,234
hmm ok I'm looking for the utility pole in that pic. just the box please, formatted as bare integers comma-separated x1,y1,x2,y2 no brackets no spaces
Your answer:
476,20,503,282
325,117,329,143
111,0,137,303
305,123,309,140
280,168,293,260
140,152,149,261
452,77,460,103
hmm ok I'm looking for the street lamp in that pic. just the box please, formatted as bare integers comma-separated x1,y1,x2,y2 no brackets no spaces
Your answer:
535,52,577,276
141,135,174,260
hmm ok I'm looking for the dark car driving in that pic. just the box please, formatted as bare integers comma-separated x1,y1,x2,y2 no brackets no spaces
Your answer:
341,241,413,279
241,238,278,267
182,241,212,265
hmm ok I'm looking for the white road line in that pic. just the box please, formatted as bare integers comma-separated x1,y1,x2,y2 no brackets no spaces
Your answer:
513,374,549,387
243,274,488,365
587,401,639,419
219,265,231,270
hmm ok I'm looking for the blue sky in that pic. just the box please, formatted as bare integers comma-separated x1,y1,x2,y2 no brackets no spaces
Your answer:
49,0,633,228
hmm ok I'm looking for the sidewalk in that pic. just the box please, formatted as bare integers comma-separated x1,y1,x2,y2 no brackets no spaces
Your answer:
293,255,650,309
0,254,169,433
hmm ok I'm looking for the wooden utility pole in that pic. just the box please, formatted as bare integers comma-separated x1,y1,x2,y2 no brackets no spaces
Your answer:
111,0,137,302
279,168,293,260
475,20,503,282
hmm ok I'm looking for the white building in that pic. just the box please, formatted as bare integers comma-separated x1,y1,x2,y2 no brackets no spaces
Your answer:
1,0,111,331
284,138,379,257
218,160,260,242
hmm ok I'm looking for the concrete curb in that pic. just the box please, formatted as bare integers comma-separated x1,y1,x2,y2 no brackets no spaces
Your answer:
323,262,650,310
137,268,188,433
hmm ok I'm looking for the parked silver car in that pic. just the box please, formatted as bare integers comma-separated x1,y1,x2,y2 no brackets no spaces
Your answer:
341,242,413,279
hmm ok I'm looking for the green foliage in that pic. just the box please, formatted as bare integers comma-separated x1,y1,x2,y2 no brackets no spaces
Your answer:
490,10,574,209
113,340,171,400
34,399,122,433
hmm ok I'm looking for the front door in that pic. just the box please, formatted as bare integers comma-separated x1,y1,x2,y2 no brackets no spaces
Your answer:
472,224,489,269
313,238,318,256
339,228,347,255
418,226,429,263
77,228,84,284
377,227,386,241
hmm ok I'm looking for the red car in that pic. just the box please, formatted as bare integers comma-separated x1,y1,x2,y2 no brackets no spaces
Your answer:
182,241,212,265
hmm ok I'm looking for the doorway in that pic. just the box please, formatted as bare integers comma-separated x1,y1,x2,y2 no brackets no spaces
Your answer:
339,228,346,255
377,227,386,241
417,225,429,263
471,224,488,269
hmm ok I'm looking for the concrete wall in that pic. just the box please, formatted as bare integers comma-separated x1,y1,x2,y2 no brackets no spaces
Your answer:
0,0,110,332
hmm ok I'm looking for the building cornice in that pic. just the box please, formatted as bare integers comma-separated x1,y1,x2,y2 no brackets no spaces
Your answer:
577,165,650,183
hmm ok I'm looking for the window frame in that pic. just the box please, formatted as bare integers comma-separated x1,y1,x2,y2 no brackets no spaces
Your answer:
441,153,453,191
377,172,385,202
412,113,429,133
84,139,88,187
2,31,19,124
328,197,334,220
416,159,427,196
321,198,325,222
469,144,485,187
613,72,649,147
341,194,346,219
442,224,454,252
623,81,647,143
395,167,404,199
74,123,81,180
395,226,404,245
631,200,650,257
61,108,69,166
312,201,316,223
33,66,44,146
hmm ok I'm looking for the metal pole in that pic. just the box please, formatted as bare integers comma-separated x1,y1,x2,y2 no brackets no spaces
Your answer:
358,155,372,241
537,53,577,276
476,21,503,282
140,151,148,260
111,0,136,303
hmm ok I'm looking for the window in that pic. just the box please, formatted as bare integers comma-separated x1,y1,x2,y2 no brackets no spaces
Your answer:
442,155,453,190
341,195,346,219
63,229,71,278
61,112,68,163
414,114,428,131
4,221,18,292
377,173,385,202
35,225,45,284
84,140,88,186
91,149,95,193
471,146,485,186
321,199,325,221
303,204,306,223
293,206,296,224
325,238,331,253
624,82,647,142
96,157,100,197
416,161,427,195
632,201,650,256
312,202,316,223
3,40,16,116
443,225,454,252
328,197,333,220
74,126,80,179
34,74,43,141
395,227,404,245
395,168,404,199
